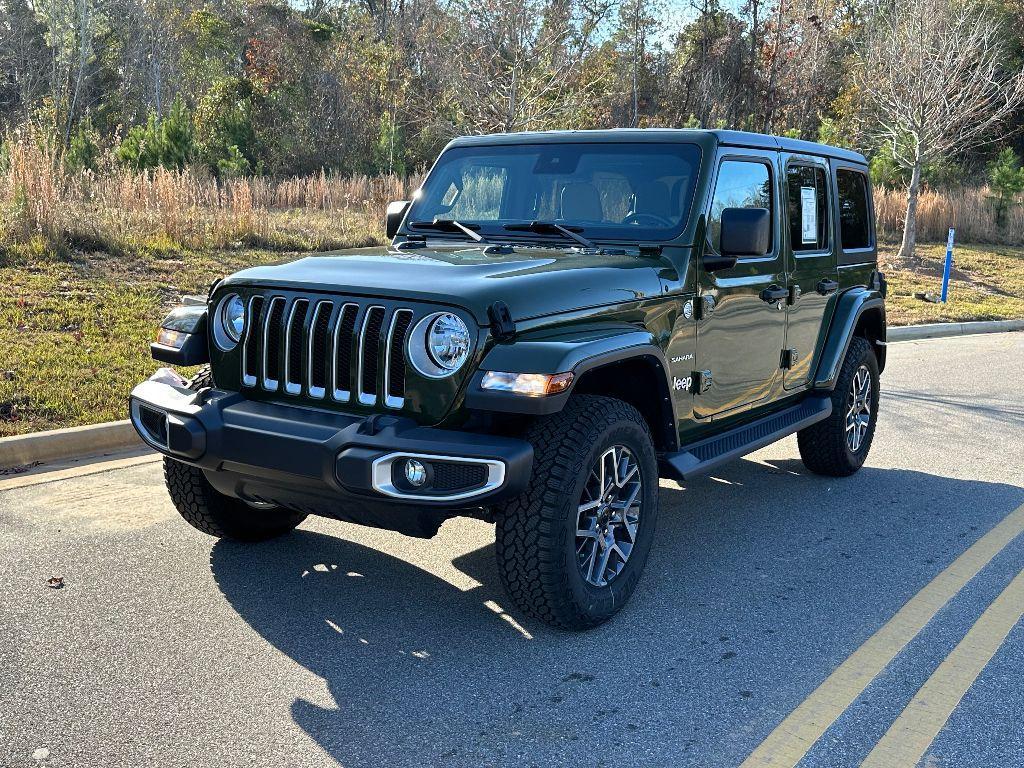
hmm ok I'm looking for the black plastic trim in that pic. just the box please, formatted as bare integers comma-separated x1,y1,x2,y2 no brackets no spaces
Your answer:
664,395,832,480
150,331,210,366
128,378,533,512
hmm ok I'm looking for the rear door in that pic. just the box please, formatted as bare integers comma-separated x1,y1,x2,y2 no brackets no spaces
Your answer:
782,154,839,389
695,150,787,418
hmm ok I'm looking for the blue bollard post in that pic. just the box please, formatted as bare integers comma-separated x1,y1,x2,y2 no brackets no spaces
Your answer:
940,227,955,303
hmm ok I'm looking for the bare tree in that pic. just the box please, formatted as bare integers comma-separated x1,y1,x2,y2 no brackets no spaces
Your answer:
856,0,1024,259
433,0,611,136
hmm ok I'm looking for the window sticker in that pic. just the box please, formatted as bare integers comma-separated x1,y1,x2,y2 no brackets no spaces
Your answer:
800,186,818,245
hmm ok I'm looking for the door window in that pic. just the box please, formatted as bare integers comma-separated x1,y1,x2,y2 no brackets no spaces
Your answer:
787,164,829,252
836,169,872,250
708,160,773,254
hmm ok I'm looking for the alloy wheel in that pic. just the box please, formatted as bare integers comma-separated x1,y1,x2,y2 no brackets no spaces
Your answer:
575,445,643,587
846,364,872,453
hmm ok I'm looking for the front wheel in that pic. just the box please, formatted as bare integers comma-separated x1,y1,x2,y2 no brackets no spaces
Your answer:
798,335,880,477
162,365,306,541
164,458,307,541
494,395,660,630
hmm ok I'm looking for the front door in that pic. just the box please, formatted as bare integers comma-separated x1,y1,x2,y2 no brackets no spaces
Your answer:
782,155,839,389
695,152,787,419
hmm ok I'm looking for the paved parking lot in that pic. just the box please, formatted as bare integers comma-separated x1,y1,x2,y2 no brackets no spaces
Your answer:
2,332,1023,768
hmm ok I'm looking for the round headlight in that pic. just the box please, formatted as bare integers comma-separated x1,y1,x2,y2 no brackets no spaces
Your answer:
213,294,245,350
426,313,470,372
223,295,245,342
409,312,472,378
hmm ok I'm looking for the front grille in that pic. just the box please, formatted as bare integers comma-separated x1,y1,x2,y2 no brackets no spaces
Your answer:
241,295,415,409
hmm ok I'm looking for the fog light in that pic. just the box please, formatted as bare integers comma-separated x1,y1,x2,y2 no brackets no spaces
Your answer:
404,459,427,487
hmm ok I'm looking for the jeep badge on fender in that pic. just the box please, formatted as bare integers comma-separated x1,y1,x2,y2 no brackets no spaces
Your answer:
130,129,885,630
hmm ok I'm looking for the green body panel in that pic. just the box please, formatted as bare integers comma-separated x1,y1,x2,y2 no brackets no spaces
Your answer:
197,129,881,451
692,146,788,420
780,151,839,390
220,246,666,325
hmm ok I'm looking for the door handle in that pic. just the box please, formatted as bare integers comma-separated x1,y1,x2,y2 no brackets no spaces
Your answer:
760,285,788,303
816,279,839,295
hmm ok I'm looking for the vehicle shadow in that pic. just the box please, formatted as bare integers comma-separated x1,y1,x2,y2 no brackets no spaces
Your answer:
209,460,1024,768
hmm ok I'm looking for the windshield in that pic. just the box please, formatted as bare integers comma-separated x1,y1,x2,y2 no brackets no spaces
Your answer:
406,142,702,243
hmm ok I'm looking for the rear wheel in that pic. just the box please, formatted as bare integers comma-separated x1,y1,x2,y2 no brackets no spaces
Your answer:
494,395,659,630
798,335,880,477
163,364,306,541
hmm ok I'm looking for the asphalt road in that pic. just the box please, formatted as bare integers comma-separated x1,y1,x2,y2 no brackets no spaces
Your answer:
2,332,1023,768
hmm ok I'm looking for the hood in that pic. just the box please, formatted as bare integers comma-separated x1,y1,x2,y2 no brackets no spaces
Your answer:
220,245,666,324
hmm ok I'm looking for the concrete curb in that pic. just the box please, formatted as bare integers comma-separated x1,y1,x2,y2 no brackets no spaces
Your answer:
888,319,1024,342
1,318,1022,469
1,420,142,470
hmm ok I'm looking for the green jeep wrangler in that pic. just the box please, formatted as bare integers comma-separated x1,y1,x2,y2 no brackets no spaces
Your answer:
130,129,886,629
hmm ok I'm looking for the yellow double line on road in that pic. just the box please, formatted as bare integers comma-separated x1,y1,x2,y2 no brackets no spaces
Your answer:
742,501,1024,768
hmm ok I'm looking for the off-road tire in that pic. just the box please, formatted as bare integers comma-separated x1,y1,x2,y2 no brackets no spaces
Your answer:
186,364,214,390
163,363,306,541
798,335,880,477
494,395,659,630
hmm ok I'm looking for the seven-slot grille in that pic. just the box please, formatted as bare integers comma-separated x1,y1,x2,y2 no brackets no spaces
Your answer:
240,295,415,409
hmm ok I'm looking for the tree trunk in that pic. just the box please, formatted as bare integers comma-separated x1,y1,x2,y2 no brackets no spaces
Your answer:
898,160,921,261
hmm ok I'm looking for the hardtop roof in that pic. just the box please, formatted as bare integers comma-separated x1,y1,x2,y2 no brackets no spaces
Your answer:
447,128,867,165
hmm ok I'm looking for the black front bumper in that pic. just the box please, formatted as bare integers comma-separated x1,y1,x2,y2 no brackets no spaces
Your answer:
129,378,533,536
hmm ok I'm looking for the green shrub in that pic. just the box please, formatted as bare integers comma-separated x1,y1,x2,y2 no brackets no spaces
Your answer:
115,96,195,170
988,148,1024,225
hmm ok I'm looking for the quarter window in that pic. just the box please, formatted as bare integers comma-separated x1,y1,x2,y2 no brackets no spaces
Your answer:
708,160,773,254
787,164,829,252
836,169,872,250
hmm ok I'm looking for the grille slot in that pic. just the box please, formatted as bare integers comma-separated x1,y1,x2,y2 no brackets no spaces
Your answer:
332,303,359,401
241,295,415,409
284,299,309,395
358,306,386,405
242,296,265,387
262,297,286,391
384,309,414,409
307,301,333,398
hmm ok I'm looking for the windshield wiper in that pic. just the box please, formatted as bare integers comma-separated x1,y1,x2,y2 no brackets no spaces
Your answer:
408,218,490,243
503,220,596,249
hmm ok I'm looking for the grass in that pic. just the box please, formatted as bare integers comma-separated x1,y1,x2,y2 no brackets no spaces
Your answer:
0,245,374,437
880,243,1024,326
2,240,1021,439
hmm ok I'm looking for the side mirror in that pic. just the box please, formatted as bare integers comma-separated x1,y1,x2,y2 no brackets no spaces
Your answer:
705,207,770,271
386,200,410,239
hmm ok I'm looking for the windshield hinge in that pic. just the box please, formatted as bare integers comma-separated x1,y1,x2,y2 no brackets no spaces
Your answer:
488,301,516,342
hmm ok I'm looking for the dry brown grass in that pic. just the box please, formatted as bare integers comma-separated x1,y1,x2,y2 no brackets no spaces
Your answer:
874,186,1024,245
0,131,420,259
4,129,1022,258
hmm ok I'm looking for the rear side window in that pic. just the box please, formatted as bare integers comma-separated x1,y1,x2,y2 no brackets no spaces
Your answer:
708,159,773,254
787,165,829,252
836,169,872,250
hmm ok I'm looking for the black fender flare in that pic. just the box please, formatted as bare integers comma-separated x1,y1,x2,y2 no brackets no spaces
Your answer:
464,326,676,430
813,287,886,391
151,304,210,366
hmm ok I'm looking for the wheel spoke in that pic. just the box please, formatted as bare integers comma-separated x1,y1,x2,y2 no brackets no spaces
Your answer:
611,540,632,565
594,544,613,585
582,541,598,582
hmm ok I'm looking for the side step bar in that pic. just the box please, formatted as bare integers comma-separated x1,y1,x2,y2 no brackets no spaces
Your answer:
664,395,832,481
